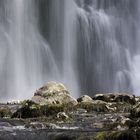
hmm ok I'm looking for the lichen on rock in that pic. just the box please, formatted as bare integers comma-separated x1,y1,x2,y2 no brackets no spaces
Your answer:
32,81,77,106
93,93,136,105
77,95,93,103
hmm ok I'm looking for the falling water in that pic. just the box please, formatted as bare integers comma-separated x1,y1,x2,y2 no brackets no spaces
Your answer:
0,0,140,101
62,1,79,97
0,0,61,101
75,0,137,95
132,0,140,96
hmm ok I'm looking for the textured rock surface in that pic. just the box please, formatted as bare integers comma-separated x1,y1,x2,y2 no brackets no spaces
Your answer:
130,102,140,118
77,100,109,112
93,93,136,104
77,95,93,103
32,81,77,106
1,82,140,140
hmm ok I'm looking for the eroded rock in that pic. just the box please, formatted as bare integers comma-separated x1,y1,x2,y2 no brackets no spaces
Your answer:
0,108,12,118
32,81,77,106
77,95,93,103
57,112,69,120
77,100,109,112
12,100,42,118
130,102,140,118
93,93,136,104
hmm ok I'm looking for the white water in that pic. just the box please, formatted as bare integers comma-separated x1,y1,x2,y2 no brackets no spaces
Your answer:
0,0,140,101
0,0,79,101
0,0,61,101
62,1,79,97
75,0,137,95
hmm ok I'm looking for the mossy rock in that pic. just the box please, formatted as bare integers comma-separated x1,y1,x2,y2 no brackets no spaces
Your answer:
93,93,136,105
40,104,65,116
12,100,72,118
32,82,77,106
35,81,68,97
94,132,107,140
0,108,12,118
52,134,75,140
94,130,138,140
12,100,42,118
108,102,132,113
107,130,137,140
77,100,109,112
130,102,140,118
78,135,95,140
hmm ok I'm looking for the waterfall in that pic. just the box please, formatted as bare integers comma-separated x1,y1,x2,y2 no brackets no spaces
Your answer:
0,0,79,101
0,0,139,101
62,1,79,97
75,0,137,95
0,0,61,101
132,0,140,96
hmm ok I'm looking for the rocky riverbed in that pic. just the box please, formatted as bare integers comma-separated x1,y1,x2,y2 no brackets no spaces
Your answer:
0,81,140,140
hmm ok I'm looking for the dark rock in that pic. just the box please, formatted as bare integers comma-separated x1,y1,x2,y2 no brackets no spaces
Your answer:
107,102,133,113
12,101,70,118
77,100,109,112
107,130,137,140
12,100,42,118
40,104,65,116
130,102,140,118
0,108,12,118
93,93,136,105
52,134,75,140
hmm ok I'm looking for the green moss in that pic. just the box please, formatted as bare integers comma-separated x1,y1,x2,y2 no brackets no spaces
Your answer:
12,100,74,119
107,131,121,138
76,102,94,111
0,108,12,118
107,130,137,140
12,100,42,118
94,132,107,140
76,101,108,112
40,104,64,116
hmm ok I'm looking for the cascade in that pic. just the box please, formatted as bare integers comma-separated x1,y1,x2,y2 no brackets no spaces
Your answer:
75,0,137,95
0,0,139,101
0,0,60,101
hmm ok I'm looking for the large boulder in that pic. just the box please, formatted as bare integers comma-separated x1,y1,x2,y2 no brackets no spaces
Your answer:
93,93,136,104
32,81,77,106
34,81,68,97
12,82,77,118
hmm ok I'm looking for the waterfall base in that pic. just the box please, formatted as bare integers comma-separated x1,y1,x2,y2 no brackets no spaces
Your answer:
0,82,139,140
